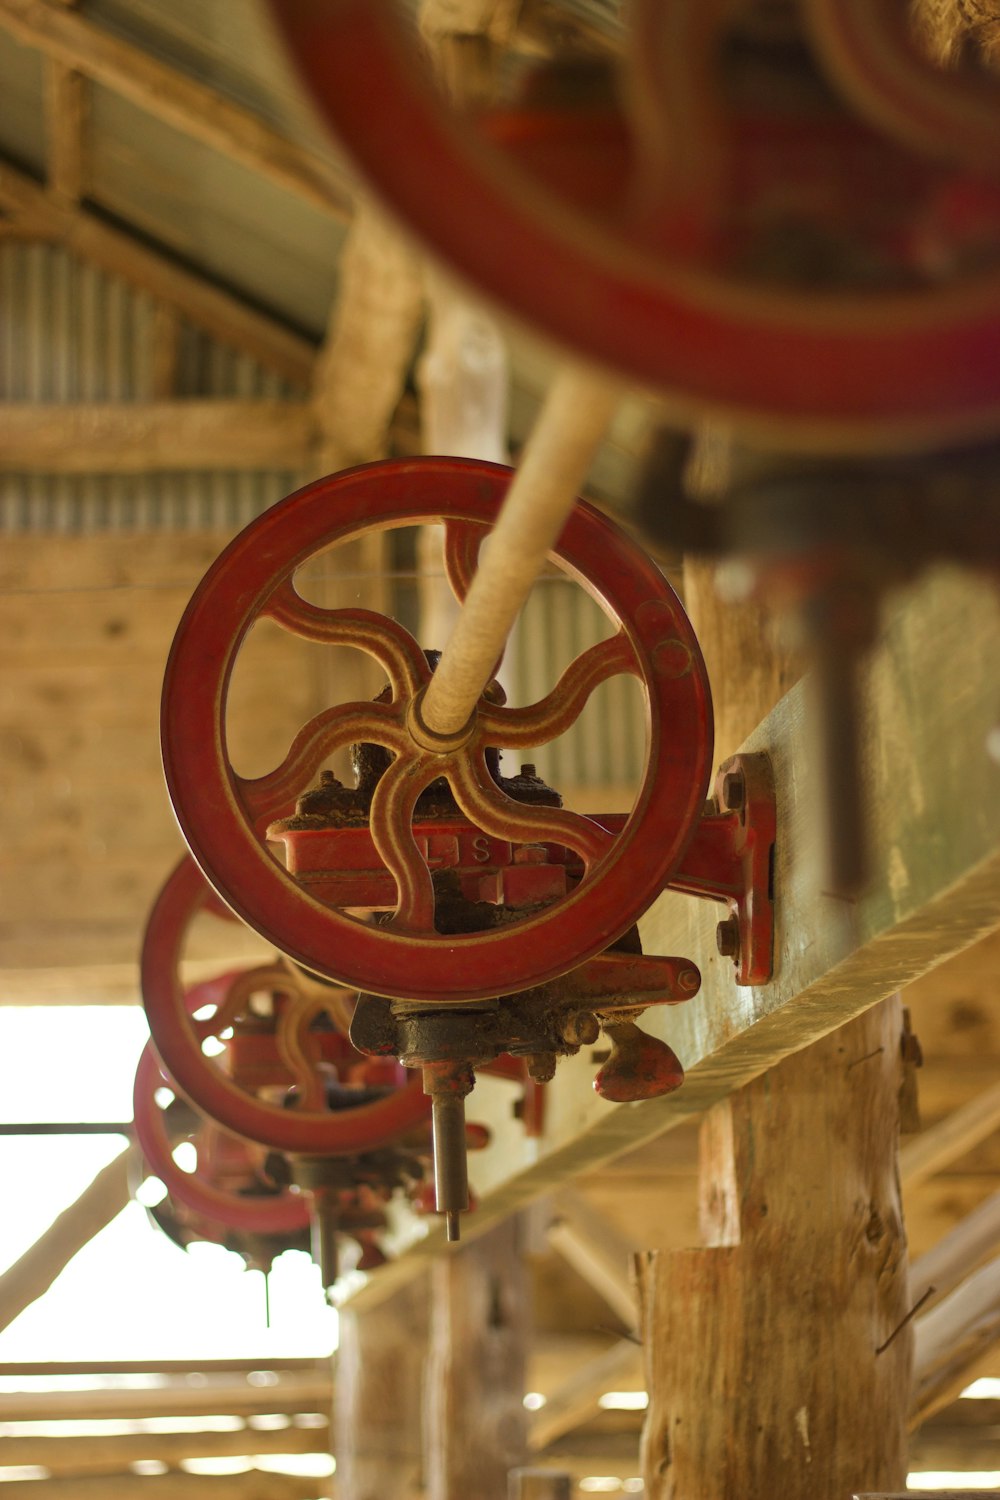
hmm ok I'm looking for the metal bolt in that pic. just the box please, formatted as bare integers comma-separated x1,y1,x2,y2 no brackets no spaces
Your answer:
721,770,745,813
716,917,741,959
520,762,537,778
561,1011,600,1048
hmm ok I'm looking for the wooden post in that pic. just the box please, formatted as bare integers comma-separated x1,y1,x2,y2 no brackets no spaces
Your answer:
424,1217,530,1500
635,472,912,1498
334,1276,428,1500
638,1000,911,1497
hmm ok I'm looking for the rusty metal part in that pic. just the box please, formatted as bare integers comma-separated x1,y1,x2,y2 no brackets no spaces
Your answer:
422,1060,475,1241
592,1021,685,1103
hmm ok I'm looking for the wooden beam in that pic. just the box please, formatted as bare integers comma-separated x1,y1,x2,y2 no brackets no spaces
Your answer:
311,199,424,471
0,1371,332,1423
334,1278,427,1500
425,1218,530,1500
0,159,315,384
150,303,181,399
901,1080,1000,1191
638,1000,911,1498
910,1188,1000,1309
0,400,318,473
0,1424,329,1478
912,1251,1000,1426
44,57,85,204
0,0,353,219
0,1475,323,1500
0,1147,133,1335
529,1340,642,1452
547,1192,636,1330
350,566,1000,1307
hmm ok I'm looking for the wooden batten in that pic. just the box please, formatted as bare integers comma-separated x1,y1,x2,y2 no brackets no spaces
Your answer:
425,1219,530,1500
0,400,318,473
0,159,315,385
335,1280,427,1500
0,0,353,220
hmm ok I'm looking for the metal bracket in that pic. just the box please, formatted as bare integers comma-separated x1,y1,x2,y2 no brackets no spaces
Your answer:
666,752,776,985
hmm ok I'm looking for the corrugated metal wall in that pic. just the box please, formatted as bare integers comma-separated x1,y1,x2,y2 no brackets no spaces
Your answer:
511,577,646,794
0,243,303,533
0,242,644,789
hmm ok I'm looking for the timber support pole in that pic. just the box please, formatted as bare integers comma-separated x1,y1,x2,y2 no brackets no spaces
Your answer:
635,481,912,1497
334,1275,429,1500
425,1216,530,1500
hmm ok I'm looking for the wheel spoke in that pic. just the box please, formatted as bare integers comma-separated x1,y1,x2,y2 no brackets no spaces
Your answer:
368,753,442,934
275,992,337,1111
235,701,410,825
265,580,429,698
442,519,487,604
192,963,295,1041
479,633,638,749
448,752,614,871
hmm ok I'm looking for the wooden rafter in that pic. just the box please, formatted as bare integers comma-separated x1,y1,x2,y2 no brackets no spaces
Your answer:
0,0,353,220
0,400,318,472
311,200,425,471
43,57,85,204
0,158,315,384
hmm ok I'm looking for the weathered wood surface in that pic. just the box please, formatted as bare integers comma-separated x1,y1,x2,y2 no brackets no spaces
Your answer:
44,56,85,206
0,532,323,977
637,999,911,1498
901,1080,1000,1191
0,401,317,472
547,1191,636,1329
0,158,315,384
912,1250,1000,1425
911,1188,1000,1309
425,1217,529,1500
313,199,424,472
0,0,353,219
351,567,1000,1303
335,1279,426,1500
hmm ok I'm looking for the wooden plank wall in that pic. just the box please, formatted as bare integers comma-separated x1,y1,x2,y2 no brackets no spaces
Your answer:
0,530,331,998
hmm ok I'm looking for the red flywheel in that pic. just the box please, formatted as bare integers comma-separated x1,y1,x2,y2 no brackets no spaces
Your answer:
269,0,1000,446
140,856,431,1156
160,458,712,1007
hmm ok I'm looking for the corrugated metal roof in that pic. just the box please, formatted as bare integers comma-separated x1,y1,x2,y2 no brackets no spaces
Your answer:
0,241,301,532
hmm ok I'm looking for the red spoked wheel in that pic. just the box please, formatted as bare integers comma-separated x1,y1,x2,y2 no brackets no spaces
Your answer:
269,0,1000,445
132,1030,310,1237
160,458,712,1008
141,856,431,1155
